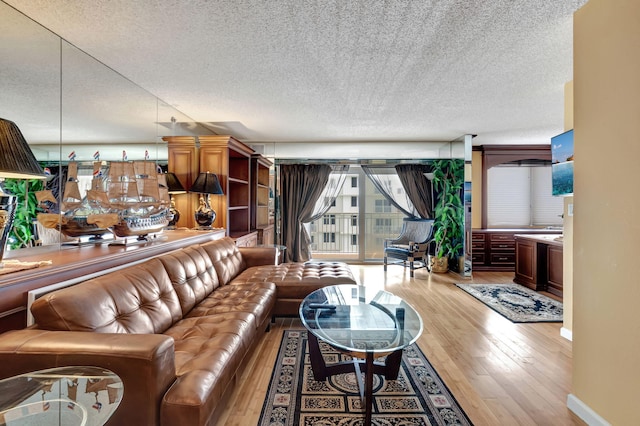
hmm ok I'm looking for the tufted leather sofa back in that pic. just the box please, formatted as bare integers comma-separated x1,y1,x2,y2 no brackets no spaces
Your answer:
199,237,247,286
30,258,183,334
158,244,220,316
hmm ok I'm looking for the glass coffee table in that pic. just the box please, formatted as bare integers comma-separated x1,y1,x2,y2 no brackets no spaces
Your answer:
300,284,423,425
0,366,123,426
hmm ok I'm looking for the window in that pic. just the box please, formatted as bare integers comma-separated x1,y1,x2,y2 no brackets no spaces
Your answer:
351,234,357,245
351,215,357,226
330,199,336,207
374,199,392,213
375,218,392,227
351,196,357,207
374,218,392,233
323,214,336,225
487,165,563,227
323,232,335,243
351,176,358,187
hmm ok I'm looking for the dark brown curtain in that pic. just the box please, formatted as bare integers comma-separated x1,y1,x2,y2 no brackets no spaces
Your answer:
280,164,332,262
395,164,433,219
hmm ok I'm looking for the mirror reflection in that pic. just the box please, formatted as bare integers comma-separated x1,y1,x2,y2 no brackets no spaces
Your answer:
0,2,207,250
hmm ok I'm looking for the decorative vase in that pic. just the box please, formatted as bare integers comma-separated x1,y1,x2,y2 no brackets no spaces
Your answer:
430,256,449,273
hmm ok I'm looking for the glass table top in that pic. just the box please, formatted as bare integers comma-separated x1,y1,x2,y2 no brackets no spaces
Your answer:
0,366,123,426
300,284,423,354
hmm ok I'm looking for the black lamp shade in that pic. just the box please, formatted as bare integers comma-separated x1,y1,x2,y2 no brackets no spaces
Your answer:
190,172,224,195
165,172,186,194
0,118,45,179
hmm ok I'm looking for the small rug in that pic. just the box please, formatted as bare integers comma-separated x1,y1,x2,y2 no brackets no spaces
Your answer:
259,330,473,426
455,283,563,323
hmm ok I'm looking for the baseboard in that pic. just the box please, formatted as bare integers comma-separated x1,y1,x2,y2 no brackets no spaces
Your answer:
567,394,611,426
560,327,573,341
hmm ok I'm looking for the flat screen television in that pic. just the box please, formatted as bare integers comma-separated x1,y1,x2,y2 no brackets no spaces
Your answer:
551,129,574,196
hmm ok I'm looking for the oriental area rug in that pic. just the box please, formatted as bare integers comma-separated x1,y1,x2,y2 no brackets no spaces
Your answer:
258,330,473,426
455,283,563,323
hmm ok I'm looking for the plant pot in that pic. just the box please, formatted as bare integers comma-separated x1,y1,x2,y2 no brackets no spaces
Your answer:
430,255,449,273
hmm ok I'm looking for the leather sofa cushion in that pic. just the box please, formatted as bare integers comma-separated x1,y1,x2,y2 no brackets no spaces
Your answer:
199,237,247,286
158,244,221,316
234,262,357,299
164,314,253,376
186,282,276,329
161,314,255,425
31,258,183,334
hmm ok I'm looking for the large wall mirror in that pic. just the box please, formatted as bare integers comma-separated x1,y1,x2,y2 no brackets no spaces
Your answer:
0,1,210,249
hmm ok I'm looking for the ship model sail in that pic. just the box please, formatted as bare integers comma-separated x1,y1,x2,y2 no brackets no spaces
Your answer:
106,160,171,239
36,160,117,239
36,153,170,241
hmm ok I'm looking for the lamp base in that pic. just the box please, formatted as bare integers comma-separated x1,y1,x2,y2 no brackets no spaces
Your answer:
167,206,180,229
194,194,217,229
194,209,216,229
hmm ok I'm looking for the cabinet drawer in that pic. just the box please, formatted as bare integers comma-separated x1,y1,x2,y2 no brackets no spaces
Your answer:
490,233,515,242
491,253,515,264
472,233,485,242
490,241,515,251
472,253,486,264
472,241,485,250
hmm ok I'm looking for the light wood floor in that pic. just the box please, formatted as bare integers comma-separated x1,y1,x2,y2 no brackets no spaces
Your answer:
218,265,585,426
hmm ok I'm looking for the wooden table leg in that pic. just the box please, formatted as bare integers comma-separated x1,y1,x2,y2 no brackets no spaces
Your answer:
364,352,374,425
307,331,328,381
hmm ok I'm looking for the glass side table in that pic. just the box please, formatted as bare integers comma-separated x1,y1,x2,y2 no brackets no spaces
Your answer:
0,366,123,426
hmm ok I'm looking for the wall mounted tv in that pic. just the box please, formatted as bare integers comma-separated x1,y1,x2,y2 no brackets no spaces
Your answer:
551,129,574,196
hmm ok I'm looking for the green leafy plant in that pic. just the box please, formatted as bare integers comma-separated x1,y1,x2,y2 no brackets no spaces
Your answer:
431,159,464,262
2,178,44,250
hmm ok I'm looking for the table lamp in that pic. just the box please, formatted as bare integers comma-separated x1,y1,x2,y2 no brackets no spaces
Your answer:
165,172,186,229
0,118,46,267
190,171,223,229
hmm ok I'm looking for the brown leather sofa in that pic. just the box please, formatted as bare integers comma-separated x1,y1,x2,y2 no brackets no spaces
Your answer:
0,236,356,425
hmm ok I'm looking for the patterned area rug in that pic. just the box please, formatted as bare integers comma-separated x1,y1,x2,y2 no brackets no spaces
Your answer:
455,283,563,323
259,330,473,426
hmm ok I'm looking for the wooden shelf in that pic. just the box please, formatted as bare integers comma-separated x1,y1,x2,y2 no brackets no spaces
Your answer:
251,154,274,244
166,136,274,247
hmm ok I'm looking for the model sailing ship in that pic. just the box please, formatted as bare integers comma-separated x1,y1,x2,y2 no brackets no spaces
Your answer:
37,151,171,241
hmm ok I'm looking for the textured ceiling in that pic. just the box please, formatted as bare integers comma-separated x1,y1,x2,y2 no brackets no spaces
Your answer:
5,0,588,145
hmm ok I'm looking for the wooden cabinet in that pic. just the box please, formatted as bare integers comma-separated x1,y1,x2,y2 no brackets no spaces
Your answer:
546,244,564,297
472,231,516,271
471,233,486,266
198,135,254,239
251,154,273,244
513,234,563,297
472,229,562,272
234,231,258,247
163,136,199,229
165,135,275,245
514,237,540,289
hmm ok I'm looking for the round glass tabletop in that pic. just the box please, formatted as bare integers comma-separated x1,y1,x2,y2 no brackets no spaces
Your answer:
300,284,423,354
0,366,123,426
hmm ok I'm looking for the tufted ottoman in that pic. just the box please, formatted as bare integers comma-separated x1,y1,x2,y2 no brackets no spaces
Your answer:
233,261,357,316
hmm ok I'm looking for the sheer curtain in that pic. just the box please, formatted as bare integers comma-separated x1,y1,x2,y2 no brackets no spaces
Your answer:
308,165,350,221
280,164,333,262
395,163,434,218
361,165,418,218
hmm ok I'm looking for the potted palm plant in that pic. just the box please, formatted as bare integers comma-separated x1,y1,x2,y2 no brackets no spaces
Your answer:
430,159,464,273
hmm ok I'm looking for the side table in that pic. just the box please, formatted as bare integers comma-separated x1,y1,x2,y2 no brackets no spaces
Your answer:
0,366,123,426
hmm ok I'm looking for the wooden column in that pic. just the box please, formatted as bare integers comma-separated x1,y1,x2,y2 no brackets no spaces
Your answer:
163,136,198,229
